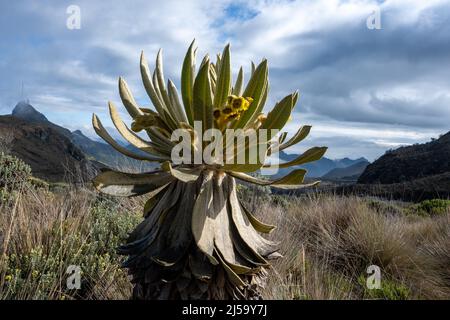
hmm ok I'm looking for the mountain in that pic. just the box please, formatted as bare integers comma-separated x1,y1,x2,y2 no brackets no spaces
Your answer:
345,131,450,201
278,151,369,178
0,115,103,182
8,101,153,170
12,100,48,123
70,129,129,167
358,132,450,184
321,160,369,181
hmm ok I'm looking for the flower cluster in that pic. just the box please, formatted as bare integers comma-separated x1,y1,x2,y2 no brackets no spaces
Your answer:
213,95,253,127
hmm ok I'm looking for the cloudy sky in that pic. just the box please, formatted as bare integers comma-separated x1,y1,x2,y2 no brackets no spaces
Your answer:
1,0,449,161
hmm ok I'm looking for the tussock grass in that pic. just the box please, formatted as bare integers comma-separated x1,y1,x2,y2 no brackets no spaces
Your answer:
0,185,143,299
0,183,448,299
258,194,450,299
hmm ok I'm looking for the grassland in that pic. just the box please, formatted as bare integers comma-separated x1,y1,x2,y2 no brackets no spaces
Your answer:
1,179,448,300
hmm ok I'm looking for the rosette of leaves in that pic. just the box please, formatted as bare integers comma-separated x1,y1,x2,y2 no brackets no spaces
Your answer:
91,41,327,300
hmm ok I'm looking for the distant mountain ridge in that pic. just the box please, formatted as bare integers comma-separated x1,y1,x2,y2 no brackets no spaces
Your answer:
358,131,450,184
4,101,375,183
322,161,369,181
8,101,150,170
278,151,369,178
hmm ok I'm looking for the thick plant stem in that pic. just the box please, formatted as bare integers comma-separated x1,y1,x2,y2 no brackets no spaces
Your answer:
119,172,277,300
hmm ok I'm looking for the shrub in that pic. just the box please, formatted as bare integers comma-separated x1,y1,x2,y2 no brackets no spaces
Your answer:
0,153,32,203
0,192,141,300
271,194,291,209
0,152,31,189
358,275,410,300
28,177,49,190
365,198,406,216
415,199,450,216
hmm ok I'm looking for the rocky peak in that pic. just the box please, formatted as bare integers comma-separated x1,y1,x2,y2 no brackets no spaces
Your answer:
12,100,48,123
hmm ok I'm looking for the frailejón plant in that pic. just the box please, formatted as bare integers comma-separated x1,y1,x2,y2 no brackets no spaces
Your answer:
92,41,327,299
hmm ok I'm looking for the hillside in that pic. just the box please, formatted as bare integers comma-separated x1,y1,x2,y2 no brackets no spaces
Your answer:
278,151,368,178
358,132,450,184
9,101,139,169
0,116,101,182
322,160,369,181
3,101,158,174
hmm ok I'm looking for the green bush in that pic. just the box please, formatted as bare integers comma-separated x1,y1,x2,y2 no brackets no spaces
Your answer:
415,199,450,216
365,198,406,216
405,199,450,217
0,153,32,203
358,275,410,300
0,152,31,188
28,177,49,190
271,194,291,209
1,199,141,299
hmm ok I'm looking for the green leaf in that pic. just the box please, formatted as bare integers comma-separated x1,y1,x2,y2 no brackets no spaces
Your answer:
193,59,213,131
140,51,171,125
92,170,173,197
292,90,299,109
152,68,178,131
215,53,221,74
92,114,164,161
278,132,288,145
240,202,276,234
214,249,245,287
223,137,267,172
278,125,311,152
167,79,188,123
273,146,328,168
181,41,196,125
209,63,217,94
213,44,231,109
233,60,268,129
229,168,308,189
260,94,293,137
232,67,244,96
161,161,202,182
108,101,170,158
155,49,173,111
145,126,174,151
118,77,143,119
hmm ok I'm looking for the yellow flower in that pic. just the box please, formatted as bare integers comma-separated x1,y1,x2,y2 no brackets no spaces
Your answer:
5,275,12,282
215,95,254,128
213,109,221,120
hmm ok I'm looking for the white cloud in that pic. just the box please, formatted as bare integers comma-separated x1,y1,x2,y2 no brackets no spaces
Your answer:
1,0,449,161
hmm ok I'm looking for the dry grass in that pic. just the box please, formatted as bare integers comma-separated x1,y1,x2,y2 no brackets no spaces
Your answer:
258,194,450,300
0,185,143,299
0,183,449,300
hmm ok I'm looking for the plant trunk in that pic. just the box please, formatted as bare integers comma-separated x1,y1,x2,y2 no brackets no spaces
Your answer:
119,171,278,300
